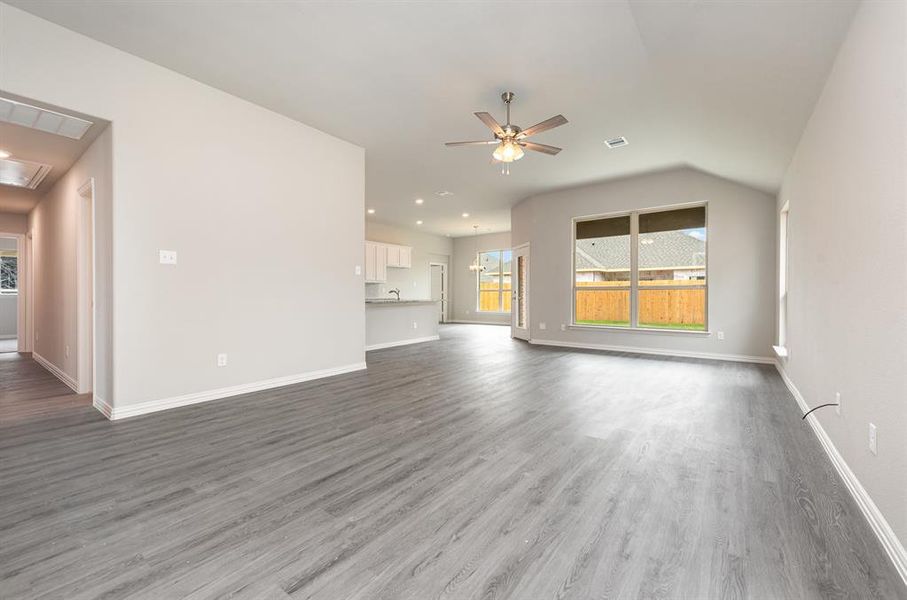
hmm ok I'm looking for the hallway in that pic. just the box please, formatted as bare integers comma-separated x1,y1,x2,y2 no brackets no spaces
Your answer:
0,352,91,424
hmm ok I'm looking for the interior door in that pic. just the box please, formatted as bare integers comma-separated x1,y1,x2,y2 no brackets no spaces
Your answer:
511,244,529,340
430,263,447,323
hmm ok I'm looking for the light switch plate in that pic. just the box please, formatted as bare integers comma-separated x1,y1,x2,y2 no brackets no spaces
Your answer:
159,250,177,265
355,265,361,275
217,353,228,367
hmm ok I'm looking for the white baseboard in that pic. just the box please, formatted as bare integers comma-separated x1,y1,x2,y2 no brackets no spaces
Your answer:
33,352,79,392
365,335,439,351
447,320,510,326
529,338,775,364
99,361,367,421
92,395,113,419
775,362,907,586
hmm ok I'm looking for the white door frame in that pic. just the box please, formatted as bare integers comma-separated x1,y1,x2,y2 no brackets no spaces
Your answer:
511,243,530,341
429,261,449,323
0,231,26,352
77,178,96,395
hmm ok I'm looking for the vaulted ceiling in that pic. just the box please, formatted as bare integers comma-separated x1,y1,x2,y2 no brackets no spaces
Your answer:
8,0,858,235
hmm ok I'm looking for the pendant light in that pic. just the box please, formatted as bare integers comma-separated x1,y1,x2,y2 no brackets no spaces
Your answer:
468,225,486,272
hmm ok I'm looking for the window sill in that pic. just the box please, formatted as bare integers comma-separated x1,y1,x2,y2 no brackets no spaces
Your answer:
476,311,512,315
568,324,712,336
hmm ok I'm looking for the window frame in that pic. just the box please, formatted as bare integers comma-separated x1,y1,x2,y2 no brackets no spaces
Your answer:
0,254,17,295
778,201,789,349
475,249,512,314
570,202,709,333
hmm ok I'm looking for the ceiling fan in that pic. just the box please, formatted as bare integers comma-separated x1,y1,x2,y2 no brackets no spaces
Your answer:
445,92,567,174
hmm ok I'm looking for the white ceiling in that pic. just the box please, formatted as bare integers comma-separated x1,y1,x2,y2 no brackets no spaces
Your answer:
9,0,858,235
0,92,108,213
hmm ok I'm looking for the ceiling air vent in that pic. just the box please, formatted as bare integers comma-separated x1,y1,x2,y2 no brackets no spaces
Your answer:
0,97,93,140
0,157,52,189
605,136,628,149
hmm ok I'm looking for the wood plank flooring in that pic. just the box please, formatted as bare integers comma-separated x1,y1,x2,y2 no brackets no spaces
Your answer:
0,351,91,424
0,324,903,599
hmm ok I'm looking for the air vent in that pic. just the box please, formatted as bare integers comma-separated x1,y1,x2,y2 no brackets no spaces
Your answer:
435,190,454,197
0,97,93,140
605,137,628,149
0,157,52,189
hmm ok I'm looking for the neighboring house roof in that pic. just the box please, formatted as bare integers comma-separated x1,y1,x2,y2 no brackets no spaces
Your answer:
576,230,705,271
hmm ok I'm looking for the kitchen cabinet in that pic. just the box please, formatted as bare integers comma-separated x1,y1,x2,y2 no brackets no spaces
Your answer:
365,241,387,282
365,241,412,280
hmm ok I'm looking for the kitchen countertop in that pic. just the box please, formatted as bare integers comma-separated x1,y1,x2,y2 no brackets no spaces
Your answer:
365,299,438,305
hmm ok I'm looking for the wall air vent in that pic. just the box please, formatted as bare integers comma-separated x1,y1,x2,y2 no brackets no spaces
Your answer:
0,97,93,140
605,137,628,149
0,157,52,189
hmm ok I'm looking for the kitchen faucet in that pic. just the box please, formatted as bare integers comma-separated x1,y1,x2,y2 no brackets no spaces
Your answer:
389,288,401,301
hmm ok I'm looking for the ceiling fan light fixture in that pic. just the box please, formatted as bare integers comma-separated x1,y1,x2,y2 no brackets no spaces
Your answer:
492,141,524,163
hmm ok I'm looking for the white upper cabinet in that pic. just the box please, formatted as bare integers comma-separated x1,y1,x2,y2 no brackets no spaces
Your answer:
364,241,388,282
366,241,412,273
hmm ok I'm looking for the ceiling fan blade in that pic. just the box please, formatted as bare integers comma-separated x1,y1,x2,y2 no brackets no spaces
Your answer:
519,141,562,155
474,112,505,137
445,140,499,147
517,114,568,139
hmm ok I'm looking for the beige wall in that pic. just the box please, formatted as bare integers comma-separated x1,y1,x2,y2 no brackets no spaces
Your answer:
28,125,112,396
0,212,27,233
365,221,452,302
451,231,512,325
778,0,906,545
2,4,365,411
511,167,776,359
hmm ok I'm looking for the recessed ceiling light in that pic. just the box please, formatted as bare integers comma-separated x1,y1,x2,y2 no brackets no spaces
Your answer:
415,198,424,205
416,220,423,225
604,137,628,149
367,208,375,214
461,212,469,218
0,150,9,159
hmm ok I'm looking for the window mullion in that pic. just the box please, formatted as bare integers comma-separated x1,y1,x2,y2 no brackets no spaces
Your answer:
630,212,639,328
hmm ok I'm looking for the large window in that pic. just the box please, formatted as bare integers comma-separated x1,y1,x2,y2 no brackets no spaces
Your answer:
477,249,512,312
0,251,17,295
573,205,706,331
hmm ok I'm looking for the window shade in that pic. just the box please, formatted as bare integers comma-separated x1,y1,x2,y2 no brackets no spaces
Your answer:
576,215,631,240
638,207,705,234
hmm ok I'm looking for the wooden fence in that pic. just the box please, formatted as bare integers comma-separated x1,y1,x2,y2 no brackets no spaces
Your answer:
479,280,704,326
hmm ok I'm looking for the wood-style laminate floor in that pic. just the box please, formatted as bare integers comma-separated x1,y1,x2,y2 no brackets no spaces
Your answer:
0,325,903,599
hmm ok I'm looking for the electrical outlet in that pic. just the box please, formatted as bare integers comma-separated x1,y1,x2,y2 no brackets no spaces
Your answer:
412,321,418,329
560,324,566,331
716,331,725,340
869,423,877,455
835,392,841,415
355,265,361,275
413,281,417,287
465,309,470,315
159,250,178,265
217,353,228,367
539,322,547,330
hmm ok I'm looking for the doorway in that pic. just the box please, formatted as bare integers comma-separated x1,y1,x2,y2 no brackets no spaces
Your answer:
511,244,529,340
77,179,95,394
430,262,448,323
0,234,22,353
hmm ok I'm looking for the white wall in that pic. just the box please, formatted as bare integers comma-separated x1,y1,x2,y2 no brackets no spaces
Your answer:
0,237,16,338
451,231,512,325
1,4,365,411
28,125,112,395
777,0,907,547
365,221,452,301
511,167,776,358
0,212,27,233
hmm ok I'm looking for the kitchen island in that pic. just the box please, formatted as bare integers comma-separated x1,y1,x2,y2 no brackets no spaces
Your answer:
365,299,440,350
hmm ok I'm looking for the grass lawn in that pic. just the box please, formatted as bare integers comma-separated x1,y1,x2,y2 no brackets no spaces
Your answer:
575,319,706,331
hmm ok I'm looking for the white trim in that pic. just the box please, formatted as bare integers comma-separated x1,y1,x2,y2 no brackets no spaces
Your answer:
775,363,907,585
448,319,510,326
77,178,96,395
92,395,113,419
0,334,15,340
365,335,439,351
529,338,775,364
772,345,789,358
0,231,26,352
568,324,711,336
33,351,79,392
97,362,367,421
